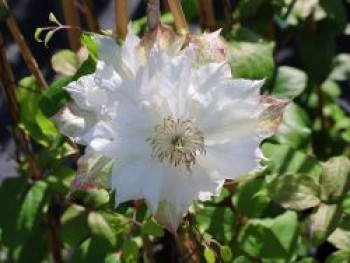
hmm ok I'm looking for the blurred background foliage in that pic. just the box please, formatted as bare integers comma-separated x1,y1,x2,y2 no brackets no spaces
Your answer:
1,0,350,262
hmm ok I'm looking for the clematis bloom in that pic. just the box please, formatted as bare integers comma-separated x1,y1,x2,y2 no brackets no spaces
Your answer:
54,25,287,231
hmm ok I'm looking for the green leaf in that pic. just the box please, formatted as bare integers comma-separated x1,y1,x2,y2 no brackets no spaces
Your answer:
40,55,96,117
196,206,236,243
141,218,164,238
72,237,115,263
204,247,216,263
308,203,342,246
233,178,270,218
238,211,298,259
272,66,307,99
321,156,350,201
229,41,275,80
325,251,350,263
268,173,321,211
105,253,122,263
40,76,73,117
122,240,139,263
70,189,110,209
88,212,116,247
275,102,312,149
233,256,253,263
51,49,80,76
34,28,43,42
328,215,350,251
220,246,232,262
84,189,110,209
48,12,59,24
44,30,54,47
61,204,89,246
81,33,98,61
17,181,48,234
0,178,29,246
17,77,57,146
329,54,350,81
341,192,350,215
262,143,322,178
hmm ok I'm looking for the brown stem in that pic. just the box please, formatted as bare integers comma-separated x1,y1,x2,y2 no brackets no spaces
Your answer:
176,221,201,263
62,0,81,51
223,0,233,32
115,0,128,40
197,0,216,31
82,0,100,33
315,82,326,132
46,200,63,263
167,0,189,34
3,12,48,89
0,33,41,179
146,0,161,31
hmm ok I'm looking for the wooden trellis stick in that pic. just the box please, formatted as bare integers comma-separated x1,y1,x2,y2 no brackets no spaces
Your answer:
167,0,189,34
61,0,81,51
197,0,216,31
0,1,48,89
83,0,100,33
0,33,41,180
115,0,128,40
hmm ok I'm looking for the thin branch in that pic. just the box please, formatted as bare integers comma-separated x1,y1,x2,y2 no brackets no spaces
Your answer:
146,0,161,31
61,0,81,51
0,33,41,180
115,0,128,40
167,0,189,34
2,6,48,89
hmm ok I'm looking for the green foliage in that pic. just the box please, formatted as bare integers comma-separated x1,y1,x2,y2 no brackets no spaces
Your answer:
238,211,299,260
229,41,275,80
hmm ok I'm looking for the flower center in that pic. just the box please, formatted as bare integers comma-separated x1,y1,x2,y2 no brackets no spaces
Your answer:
147,116,205,170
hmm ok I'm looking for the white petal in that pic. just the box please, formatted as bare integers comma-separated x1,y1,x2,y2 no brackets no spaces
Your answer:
111,156,163,213
200,138,262,180
52,103,97,144
155,165,224,231
94,27,140,79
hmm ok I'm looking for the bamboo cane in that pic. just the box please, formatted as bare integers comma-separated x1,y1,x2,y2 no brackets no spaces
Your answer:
197,0,216,31
83,0,100,33
115,0,128,40
167,0,189,34
223,0,233,31
0,33,41,180
61,0,81,51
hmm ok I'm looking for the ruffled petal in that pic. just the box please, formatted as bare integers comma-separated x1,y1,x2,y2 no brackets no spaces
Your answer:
52,103,97,144
71,147,114,191
111,155,163,213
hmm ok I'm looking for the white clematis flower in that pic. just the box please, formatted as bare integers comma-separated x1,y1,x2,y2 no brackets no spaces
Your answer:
54,25,287,231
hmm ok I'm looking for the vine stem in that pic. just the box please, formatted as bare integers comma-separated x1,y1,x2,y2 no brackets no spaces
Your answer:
1,1,48,89
0,33,41,180
146,0,161,31
115,0,128,40
167,0,189,34
61,0,81,51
